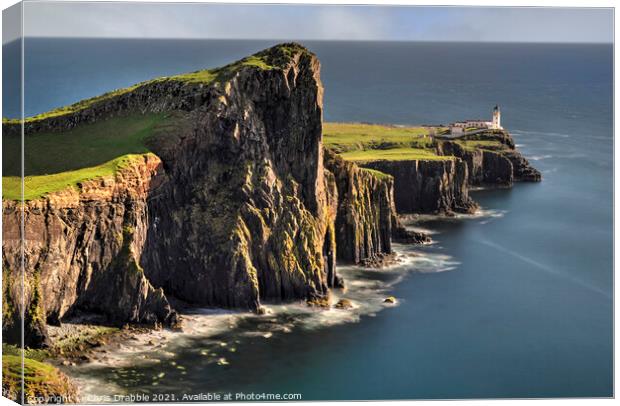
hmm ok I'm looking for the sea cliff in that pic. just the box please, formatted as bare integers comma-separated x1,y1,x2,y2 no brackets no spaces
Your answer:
325,126,541,215
2,155,176,348
435,131,542,185
324,150,394,267
138,44,338,309
2,43,539,357
361,158,477,215
2,44,414,351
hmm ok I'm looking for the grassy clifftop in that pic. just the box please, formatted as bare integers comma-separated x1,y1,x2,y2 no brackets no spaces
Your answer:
323,122,450,162
3,43,311,125
2,43,314,201
450,138,506,151
339,147,450,161
3,113,167,200
323,123,511,163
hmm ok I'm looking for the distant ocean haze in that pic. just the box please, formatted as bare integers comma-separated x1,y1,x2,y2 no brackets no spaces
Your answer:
2,39,612,399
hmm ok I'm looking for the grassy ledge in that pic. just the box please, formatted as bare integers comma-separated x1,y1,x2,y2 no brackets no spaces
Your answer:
323,122,435,153
323,122,451,162
2,113,167,200
3,154,151,201
360,167,393,180
340,147,450,162
454,139,505,151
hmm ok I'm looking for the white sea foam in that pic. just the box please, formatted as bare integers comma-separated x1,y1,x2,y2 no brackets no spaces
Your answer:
68,250,455,391
405,224,438,236
511,129,572,139
405,208,506,223
459,208,507,220
394,247,461,273
530,154,553,161
68,208,511,397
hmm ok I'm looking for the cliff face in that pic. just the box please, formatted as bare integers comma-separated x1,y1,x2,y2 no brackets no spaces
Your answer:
2,44,347,348
140,46,339,308
436,141,513,185
436,131,542,186
323,150,393,265
2,155,177,348
360,159,477,215
503,150,542,182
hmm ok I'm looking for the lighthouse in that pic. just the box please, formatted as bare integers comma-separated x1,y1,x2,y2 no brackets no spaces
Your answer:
492,105,502,129
448,105,503,135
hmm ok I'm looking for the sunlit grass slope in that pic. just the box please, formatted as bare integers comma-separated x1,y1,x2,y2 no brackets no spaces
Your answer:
339,147,451,162
323,122,450,162
454,139,505,151
1,43,315,201
2,113,167,200
2,354,77,402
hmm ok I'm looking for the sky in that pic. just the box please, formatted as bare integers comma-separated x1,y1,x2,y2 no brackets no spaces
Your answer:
2,2,614,45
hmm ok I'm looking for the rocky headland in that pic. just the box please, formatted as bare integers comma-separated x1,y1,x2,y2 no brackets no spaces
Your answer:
323,123,540,216
2,43,405,349
355,130,541,215
435,131,542,185
2,42,540,402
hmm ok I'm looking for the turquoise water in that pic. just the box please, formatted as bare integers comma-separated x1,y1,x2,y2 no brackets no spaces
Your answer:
3,40,613,399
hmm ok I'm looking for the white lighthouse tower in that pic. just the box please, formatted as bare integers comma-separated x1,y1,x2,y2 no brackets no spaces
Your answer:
491,105,502,129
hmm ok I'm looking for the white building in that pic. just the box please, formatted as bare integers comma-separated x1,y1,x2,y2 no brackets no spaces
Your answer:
492,104,501,129
449,105,502,135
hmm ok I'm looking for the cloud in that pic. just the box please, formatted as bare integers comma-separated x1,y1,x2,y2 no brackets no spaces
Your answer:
426,7,613,43
313,7,389,40
18,3,390,41
14,3,613,44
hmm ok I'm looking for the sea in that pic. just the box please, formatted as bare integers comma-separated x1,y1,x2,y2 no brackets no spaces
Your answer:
2,39,613,400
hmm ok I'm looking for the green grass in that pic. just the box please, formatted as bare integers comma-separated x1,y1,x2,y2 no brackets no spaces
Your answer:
3,354,57,384
2,344,50,362
2,86,144,125
1,63,235,125
2,354,78,403
52,325,119,354
3,44,307,125
0,43,311,200
455,139,505,151
170,55,275,84
323,122,450,162
4,113,166,176
340,147,451,162
4,154,152,201
2,113,168,200
360,168,393,180
323,122,436,153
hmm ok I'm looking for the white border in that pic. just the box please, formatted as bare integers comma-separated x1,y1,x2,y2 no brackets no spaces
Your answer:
0,2,615,406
